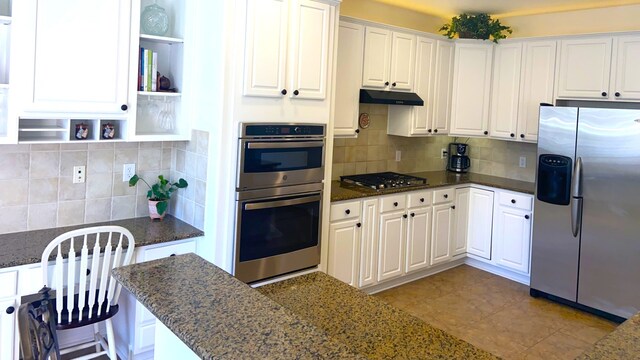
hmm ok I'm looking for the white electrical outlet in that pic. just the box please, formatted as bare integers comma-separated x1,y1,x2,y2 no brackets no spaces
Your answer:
519,156,527,168
395,150,401,162
441,148,448,159
73,165,85,184
123,163,136,182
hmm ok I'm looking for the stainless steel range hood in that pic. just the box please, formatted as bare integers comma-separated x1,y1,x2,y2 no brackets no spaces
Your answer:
359,89,424,106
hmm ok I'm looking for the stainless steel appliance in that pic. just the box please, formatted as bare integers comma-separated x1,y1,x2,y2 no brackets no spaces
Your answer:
234,123,325,283
447,142,470,173
531,102,640,321
237,123,325,191
340,172,427,190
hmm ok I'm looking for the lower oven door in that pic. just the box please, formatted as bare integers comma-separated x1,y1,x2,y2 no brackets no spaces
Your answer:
234,186,322,283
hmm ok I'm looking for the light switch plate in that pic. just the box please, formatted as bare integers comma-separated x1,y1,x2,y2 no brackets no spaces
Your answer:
73,165,85,184
519,156,527,168
395,150,401,162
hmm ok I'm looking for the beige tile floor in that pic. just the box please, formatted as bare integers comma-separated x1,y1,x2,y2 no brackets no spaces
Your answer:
374,265,619,360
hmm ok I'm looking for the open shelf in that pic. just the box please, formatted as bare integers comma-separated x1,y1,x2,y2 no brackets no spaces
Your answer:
0,84,8,89
140,33,183,45
138,91,181,97
0,15,10,25
19,125,67,132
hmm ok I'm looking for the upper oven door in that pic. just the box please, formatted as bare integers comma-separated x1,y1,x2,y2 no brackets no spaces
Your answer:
238,139,325,190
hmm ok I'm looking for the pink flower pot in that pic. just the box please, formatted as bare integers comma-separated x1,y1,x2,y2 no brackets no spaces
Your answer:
148,200,167,220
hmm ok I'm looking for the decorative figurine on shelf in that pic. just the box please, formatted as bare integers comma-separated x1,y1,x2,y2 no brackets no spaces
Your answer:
102,123,115,139
159,75,171,91
141,0,170,36
75,123,88,140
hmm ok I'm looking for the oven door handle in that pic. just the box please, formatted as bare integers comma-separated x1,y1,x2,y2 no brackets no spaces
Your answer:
244,195,321,211
246,141,324,149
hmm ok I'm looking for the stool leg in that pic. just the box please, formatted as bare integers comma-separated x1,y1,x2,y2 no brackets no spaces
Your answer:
106,318,117,360
93,323,101,352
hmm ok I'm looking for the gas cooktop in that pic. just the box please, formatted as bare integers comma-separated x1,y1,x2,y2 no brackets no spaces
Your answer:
340,172,427,191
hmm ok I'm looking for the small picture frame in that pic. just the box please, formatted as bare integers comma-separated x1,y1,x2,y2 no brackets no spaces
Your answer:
102,123,115,139
75,123,89,140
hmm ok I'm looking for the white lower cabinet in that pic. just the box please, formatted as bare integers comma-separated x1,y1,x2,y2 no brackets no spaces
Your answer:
327,218,361,286
377,209,406,282
466,188,495,259
493,192,533,274
405,206,432,273
0,298,17,360
452,188,470,256
358,198,379,287
430,202,454,265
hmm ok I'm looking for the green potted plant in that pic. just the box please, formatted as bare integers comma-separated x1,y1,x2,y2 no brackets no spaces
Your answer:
440,13,512,43
129,174,188,220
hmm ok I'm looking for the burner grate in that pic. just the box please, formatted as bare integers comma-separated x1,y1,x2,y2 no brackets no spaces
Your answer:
340,172,427,190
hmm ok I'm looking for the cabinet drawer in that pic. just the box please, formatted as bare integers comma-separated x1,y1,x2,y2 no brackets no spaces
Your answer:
380,194,406,213
498,192,533,211
142,239,197,262
330,201,361,221
433,188,454,204
0,271,17,298
407,191,432,208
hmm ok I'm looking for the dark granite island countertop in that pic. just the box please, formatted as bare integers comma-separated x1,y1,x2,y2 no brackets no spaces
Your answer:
112,253,363,360
0,215,203,269
577,312,640,359
331,170,535,202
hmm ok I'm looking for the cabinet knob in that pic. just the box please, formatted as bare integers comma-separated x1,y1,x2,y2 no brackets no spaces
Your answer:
433,129,438,133
393,202,398,207
355,129,360,134
345,209,351,215
427,129,432,133
451,205,456,209
392,82,397,87
293,90,299,96
615,92,621,97
483,130,489,135
121,104,128,111
281,89,287,95
86,269,91,276
511,199,516,204
420,198,425,203
384,81,390,86
6,306,14,314
357,222,362,228
403,214,408,219
410,213,415,217
601,91,608,97
525,215,530,220
510,133,515,138
443,194,448,199
170,253,176,257
520,134,525,139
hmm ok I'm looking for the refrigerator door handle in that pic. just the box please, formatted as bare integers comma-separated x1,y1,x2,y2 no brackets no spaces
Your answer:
572,157,583,198
571,197,583,237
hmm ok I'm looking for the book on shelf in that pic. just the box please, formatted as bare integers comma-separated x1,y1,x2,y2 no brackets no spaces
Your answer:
152,52,158,92
138,47,143,91
139,48,159,93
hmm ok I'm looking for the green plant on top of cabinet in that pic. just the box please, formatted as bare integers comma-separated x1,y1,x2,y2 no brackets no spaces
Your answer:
362,26,416,91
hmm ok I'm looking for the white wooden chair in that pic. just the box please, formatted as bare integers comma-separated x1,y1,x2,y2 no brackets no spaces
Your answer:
41,226,135,360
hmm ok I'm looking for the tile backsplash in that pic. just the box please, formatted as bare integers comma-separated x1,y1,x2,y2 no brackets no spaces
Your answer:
0,130,208,234
332,104,537,183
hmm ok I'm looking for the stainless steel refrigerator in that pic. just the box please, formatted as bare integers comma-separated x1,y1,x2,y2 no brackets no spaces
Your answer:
531,102,640,321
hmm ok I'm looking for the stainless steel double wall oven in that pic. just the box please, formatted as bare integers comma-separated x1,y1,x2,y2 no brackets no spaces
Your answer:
234,123,325,283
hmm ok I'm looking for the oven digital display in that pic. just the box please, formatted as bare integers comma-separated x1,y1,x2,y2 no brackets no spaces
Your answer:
280,127,290,134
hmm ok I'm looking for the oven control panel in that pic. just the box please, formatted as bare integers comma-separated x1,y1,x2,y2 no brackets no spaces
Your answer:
243,124,325,137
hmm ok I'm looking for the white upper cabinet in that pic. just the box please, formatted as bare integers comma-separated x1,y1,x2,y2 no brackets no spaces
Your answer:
334,21,364,137
450,41,493,137
362,26,415,91
612,35,640,100
432,40,454,135
557,37,612,99
14,0,132,115
490,43,523,140
410,37,436,135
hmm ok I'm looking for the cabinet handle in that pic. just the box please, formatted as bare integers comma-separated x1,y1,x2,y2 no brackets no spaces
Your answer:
392,82,397,87
510,133,515,138
6,306,14,314
520,134,525,139
420,198,425,203
293,90,299,96
483,131,489,135
433,129,438,133
281,89,287,95
393,202,398,207
451,205,456,210
410,213,415,217
355,129,360,134
525,215,530,220
384,81,389,86
170,253,176,257
403,214,408,218
511,199,516,204
121,104,128,111
345,209,351,215
356,222,362,228
86,269,91,276
601,91,608,97
615,92,621,97
427,129,432,133
443,194,448,199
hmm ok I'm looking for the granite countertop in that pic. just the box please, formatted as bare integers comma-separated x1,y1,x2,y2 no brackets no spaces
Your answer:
258,272,497,360
578,312,640,359
112,253,363,360
332,170,536,202
0,215,204,269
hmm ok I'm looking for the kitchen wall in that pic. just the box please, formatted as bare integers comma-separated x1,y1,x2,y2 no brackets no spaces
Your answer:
0,130,208,235
340,0,445,33
332,104,537,182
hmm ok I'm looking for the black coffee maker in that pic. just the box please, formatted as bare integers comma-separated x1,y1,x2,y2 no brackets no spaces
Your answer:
447,143,471,173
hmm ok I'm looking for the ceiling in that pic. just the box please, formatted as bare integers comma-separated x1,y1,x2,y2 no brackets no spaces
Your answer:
368,0,640,18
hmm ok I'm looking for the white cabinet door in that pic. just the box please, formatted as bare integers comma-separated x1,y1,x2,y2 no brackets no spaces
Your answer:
377,210,405,281
517,40,557,142
467,188,494,260
362,27,391,89
411,36,436,135
405,206,431,273
612,35,640,101
288,0,332,100
359,198,378,288
243,0,289,97
450,42,493,136
452,188,470,256
432,40,454,135
16,0,131,114
557,37,612,99
0,298,16,360
334,21,364,137
430,203,453,265
328,218,360,286
389,32,416,91
493,206,532,274
490,43,523,140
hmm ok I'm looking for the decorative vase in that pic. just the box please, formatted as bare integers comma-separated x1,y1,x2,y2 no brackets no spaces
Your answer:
148,200,167,220
141,1,169,36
